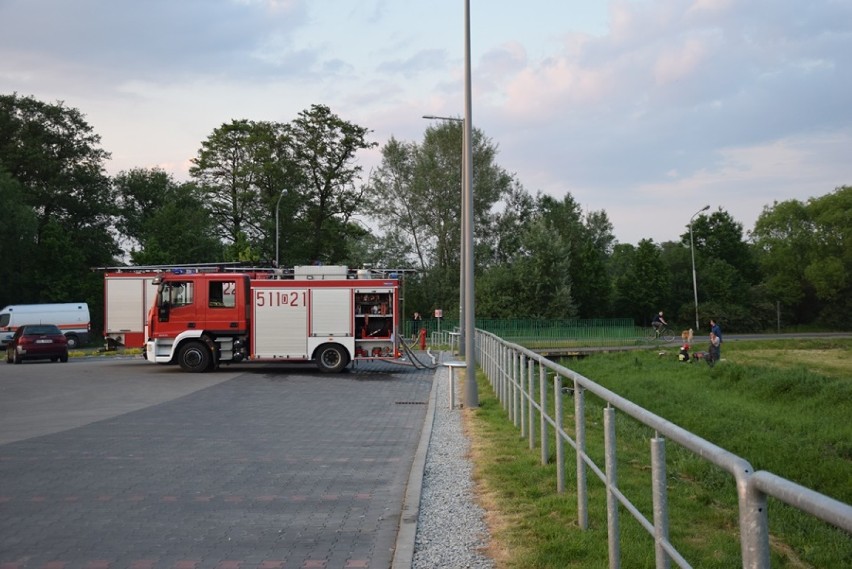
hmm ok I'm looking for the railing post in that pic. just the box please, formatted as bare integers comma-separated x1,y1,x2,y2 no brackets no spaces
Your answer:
511,351,518,426
528,358,535,450
740,475,770,568
488,336,495,383
494,342,501,404
519,353,527,436
539,364,549,466
502,345,510,411
498,344,506,409
604,405,621,569
651,436,671,569
554,373,565,494
575,378,589,530
505,345,511,409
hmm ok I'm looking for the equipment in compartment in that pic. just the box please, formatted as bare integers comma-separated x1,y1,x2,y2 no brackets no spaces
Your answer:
354,292,392,339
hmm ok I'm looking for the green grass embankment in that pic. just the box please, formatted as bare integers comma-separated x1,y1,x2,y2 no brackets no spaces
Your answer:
466,338,852,568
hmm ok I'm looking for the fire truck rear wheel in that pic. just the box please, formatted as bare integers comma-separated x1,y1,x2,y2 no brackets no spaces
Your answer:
316,344,349,373
178,341,211,373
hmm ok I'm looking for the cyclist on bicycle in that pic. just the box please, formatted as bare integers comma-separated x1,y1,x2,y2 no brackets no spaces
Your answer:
652,311,668,335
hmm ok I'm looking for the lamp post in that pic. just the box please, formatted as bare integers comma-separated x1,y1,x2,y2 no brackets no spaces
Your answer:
422,114,465,356
462,0,478,407
275,189,286,267
690,205,710,331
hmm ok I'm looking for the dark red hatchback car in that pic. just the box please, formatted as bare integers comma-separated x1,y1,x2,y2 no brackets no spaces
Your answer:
5,324,69,364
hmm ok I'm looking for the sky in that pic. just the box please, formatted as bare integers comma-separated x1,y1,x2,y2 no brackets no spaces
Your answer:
1,0,850,245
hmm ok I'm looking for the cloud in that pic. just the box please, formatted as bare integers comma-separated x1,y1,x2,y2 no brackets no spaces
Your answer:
653,37,710,85
0,0,308,82
1,0,849,246
376,49,452,78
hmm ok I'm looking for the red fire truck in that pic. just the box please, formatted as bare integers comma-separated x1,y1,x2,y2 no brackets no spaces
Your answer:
144,265,402,373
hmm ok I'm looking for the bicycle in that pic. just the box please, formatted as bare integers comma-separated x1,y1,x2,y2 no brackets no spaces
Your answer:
646,325,676,343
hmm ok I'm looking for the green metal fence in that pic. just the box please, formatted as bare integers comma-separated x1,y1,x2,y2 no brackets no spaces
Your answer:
403,318,644,349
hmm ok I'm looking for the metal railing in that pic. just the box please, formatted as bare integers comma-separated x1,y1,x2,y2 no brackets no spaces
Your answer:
475,330,852,568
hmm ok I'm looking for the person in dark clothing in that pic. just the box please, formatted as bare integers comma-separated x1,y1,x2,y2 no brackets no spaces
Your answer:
678,343,691,362
652,311,667,334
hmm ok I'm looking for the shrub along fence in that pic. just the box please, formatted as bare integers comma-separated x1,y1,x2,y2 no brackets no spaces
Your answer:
475,329,852,568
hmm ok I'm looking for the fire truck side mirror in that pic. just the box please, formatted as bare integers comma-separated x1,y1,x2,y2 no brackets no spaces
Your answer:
158,301,170,322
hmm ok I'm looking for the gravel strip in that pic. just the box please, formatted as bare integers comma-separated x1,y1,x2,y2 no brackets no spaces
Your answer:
412,364,495,569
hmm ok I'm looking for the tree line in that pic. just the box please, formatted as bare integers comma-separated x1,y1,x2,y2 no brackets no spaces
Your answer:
1,93,849,339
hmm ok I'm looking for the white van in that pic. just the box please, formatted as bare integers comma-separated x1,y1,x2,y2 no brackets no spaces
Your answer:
0,303,91,349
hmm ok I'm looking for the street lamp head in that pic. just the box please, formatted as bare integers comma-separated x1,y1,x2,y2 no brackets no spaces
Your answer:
422,114,464,123
691,205,711,223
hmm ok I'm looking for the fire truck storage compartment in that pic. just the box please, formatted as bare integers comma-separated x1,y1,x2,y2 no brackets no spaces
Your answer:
355,289,394,358
252,286,309,359
105,275,159,347
310,288,353,336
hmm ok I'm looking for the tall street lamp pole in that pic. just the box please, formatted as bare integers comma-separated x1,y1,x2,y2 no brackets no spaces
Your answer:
422,114,465,356
462,0,478,407
275,189,286,267
690,205,710,331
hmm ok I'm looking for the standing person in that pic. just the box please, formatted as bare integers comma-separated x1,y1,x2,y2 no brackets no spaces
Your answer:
710,318,722,357
707,331,721,367
412,311,422,339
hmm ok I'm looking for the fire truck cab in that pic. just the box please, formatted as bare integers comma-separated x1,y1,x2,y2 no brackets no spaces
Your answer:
145,266,401,373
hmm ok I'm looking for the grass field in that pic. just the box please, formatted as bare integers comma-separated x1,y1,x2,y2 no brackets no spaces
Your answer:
465,337,852,568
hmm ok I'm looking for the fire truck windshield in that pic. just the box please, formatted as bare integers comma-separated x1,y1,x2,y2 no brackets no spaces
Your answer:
160,281,194,307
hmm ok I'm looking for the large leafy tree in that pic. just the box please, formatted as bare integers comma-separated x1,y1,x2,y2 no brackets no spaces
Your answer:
184,107,378,267
0,93,117,325
283,104,376,264
0,171,38,307
365,120,512,314
190,119,290,261
752,186,852,327
657,240,694,324
479,181,538,268
805,186,851,320
655,208,761,331
0,94,115,233
362,136,425,268
538,194,614,318
477,218,576,319
611,239,670,324
113,168,224,265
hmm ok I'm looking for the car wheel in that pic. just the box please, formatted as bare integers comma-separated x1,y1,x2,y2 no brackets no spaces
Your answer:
65,334,79,349
51,356,58,362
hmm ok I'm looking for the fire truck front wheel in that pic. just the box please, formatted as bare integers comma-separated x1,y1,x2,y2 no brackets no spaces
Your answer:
178,341,212,373
315,344,349,373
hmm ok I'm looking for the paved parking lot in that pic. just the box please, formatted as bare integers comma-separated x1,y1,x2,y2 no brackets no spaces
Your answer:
0,357,435,569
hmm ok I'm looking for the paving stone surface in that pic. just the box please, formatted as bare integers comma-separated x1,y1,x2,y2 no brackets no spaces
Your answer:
0,361,434,569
